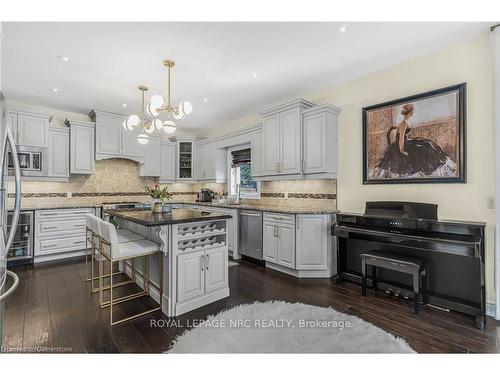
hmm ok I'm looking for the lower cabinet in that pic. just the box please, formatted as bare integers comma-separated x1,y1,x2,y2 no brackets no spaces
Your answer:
177,247,228,303
34,207,96,262
263,212,335,278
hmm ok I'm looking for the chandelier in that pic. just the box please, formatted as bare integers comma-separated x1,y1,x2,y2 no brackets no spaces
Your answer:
147,59,193,134
123,85,164,145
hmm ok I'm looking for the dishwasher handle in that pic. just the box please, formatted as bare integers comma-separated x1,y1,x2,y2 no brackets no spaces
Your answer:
240,211,261,217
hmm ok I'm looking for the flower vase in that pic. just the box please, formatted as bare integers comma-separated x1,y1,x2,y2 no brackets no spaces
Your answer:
152,200,163,214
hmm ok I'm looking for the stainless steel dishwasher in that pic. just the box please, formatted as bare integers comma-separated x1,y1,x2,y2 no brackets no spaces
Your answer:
238,210,263,260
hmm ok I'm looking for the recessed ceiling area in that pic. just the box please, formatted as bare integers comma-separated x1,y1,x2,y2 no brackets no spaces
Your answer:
1,22,490,133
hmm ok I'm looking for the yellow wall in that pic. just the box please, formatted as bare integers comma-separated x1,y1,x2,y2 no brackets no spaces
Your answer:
206,33,496,304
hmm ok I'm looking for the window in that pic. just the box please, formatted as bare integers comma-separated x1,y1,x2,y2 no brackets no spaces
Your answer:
228,146,260,199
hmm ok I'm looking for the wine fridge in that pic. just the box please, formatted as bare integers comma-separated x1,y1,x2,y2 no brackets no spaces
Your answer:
7,210,33,265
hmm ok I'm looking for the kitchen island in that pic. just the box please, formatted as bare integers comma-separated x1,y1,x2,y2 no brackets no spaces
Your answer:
103,208,232,317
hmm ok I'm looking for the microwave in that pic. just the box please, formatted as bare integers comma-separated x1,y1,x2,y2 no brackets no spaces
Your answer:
8,146,48,177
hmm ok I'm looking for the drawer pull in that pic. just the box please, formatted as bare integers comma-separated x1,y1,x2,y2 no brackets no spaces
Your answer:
43,226,58,230
73,240,86,245
43,243,58,248
41,213,58,216
73,224,86,228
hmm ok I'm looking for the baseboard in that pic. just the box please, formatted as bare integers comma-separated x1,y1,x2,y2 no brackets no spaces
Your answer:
266,262,334,278
123,264,162,305
175,287,230,316
34,250,86,263
486,303,497,318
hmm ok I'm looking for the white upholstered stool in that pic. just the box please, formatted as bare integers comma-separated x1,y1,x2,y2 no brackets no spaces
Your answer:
98,220,162,325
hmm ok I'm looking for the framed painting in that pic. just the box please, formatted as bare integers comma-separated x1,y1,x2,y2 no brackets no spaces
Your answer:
362,83,466,184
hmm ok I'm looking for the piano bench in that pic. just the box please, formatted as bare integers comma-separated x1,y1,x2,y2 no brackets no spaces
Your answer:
360,251,427,315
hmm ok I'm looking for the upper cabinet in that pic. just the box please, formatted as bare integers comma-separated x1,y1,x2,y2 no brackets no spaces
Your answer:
65,119,95,175
196,140,226,183
250,127,264,177
8,110,49,147
256,99,340,180
90,110,145,163
259,99,314,178
160,141,176,183
302,104,340,178
139,135,161,177
176,139,196,182
48,127,69,179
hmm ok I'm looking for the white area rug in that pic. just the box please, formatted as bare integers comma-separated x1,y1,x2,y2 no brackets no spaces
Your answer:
168,301,415,353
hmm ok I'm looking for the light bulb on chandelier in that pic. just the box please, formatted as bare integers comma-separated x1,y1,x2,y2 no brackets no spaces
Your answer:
137,133,149,144
163,120,177,134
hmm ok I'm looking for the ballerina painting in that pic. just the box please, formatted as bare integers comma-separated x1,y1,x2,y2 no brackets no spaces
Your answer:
363,83,466,184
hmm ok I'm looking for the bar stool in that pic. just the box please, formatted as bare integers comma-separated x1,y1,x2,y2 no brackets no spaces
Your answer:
98,220,163,326
86,214,145,293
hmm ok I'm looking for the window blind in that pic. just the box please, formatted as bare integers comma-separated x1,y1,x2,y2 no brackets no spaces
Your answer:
231,148,251,167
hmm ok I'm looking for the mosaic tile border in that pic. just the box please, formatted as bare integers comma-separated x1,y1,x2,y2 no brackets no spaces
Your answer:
288,193,336,200
8,191,197,198
261,192,285,198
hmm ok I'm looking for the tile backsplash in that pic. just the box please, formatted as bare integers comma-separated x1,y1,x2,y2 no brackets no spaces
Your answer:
7,158,336,210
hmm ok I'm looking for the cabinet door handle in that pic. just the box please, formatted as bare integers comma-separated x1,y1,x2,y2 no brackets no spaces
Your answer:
276,226,280,238
206,254,210,270
201,254,205,272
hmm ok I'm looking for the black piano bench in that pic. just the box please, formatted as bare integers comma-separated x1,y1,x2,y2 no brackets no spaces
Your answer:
360,251,427,315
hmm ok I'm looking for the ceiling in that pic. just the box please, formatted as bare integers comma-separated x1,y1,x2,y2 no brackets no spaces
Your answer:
1,22,490,133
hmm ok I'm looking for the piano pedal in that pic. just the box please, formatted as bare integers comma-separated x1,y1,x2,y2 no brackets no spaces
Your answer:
403,293,410,300
394,289,401,297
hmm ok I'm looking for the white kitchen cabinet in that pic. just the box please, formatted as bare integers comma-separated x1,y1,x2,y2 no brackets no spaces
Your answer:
122,129,146,160
139,136,161,177
8,110,50,147
296,215,328,270
177,246,228,304
34,207,97,263
262,113,281,175
259,99,314,178
251,127,264,177
65,119,95,175
90,110,145,163
276,223,295,268
160,141,176,183
177,251,206,302
96,122,122,156
302,104,340,178
176,139,196,181
196,141,226,182
205,247,228,293
263,221,278,263
48,128,69,178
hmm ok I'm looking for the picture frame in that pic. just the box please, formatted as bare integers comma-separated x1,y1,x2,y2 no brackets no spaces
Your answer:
362,83,466,184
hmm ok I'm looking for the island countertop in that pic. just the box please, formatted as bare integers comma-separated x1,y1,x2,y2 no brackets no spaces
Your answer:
103,208,233,226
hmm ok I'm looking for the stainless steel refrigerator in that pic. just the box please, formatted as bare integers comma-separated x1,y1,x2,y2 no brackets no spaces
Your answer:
0,90,22,347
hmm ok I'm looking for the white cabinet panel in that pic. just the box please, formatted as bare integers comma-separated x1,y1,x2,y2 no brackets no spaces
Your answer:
277,223,295,268
205,247,228,293
303,113,325,173
251,129,263,177
296,215,328,270
48,128,69,178
262,114,280,175
196,143,206,180
140,136,161,177
122,129,145,160
69,122,95,175
160,142,176,182
280,108,301,174
17,113,49,147
97,123,122,156
263,222,278,263
205,142,216,180
177,251,205,302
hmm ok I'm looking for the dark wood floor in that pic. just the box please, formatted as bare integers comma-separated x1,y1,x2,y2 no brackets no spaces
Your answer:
3,256,499,353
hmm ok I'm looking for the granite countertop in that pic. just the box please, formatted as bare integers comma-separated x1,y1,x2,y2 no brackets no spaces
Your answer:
103,208,233,227
181,201,338,215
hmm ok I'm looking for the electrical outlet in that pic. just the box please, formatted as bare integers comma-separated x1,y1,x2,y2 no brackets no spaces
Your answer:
487,197,495,209
67,192,72,198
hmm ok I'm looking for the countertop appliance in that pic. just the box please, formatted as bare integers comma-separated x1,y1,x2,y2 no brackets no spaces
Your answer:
8,145,47,177
335,201,487,329
1,90,22,346
238,210,263,260
101,201,147,211
197,188,214,203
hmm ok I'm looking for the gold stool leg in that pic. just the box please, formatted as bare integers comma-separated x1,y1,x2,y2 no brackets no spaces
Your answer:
110,259,114,325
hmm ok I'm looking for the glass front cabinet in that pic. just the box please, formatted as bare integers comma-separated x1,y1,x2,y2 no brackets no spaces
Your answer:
177,140,195,181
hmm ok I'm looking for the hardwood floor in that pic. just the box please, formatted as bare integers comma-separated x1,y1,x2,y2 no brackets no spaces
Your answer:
3,256,499,353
